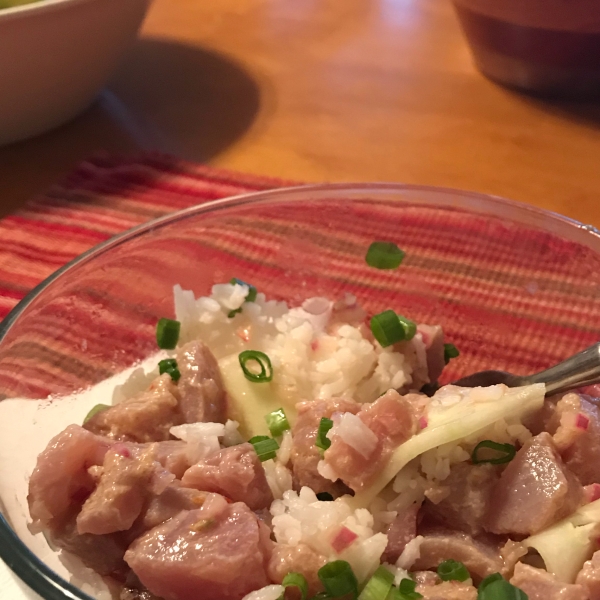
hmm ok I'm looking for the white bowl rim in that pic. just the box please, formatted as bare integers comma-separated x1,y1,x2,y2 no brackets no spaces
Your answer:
0,0,123,23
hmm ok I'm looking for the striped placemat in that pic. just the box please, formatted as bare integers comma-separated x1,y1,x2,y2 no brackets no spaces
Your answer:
0,154,598,400
0,154,291,319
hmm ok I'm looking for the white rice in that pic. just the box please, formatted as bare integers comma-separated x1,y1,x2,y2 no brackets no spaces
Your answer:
317,460,340,482
212,282,251,311
169,420,241,464
241,584,285,600
276,430,293,465
396,535,424,570
382,563,412,586
170,422,225,464
270,487,388,583
419,442,471,482
171,284,432,405
386,385,536,512
261,430,295,499
111,364,160,404
263,459,294,500
416,413,532,487
223,419,244,447
368,497,398,533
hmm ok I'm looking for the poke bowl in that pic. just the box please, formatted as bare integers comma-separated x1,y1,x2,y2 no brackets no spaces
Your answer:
0,183,599,600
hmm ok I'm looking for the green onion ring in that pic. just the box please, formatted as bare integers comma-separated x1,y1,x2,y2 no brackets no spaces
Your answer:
239,350,273,382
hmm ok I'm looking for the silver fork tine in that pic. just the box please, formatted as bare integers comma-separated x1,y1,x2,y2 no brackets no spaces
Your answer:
424,342,600,398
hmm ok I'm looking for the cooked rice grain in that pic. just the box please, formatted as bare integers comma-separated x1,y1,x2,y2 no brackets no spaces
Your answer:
242,584,285,600
172,284,431,404
270,488,387,583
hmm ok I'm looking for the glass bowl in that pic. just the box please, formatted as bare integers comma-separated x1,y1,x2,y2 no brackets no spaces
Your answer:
0,183,599,600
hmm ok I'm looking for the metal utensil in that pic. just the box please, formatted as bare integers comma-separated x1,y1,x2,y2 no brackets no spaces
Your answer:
450,342,600,397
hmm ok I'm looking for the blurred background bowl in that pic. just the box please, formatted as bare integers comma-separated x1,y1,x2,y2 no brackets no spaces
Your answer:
451,0,600,97
0,0,151,147
0,183,599,598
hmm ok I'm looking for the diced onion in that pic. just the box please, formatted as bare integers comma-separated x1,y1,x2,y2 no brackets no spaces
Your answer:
334,413,378,459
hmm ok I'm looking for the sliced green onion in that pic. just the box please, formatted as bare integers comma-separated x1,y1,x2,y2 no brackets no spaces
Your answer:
443,343,460,364
310,593,331,600
316,417,334,451
266,408,290,437
250,436,279,462
358,566,394,600
239,350,273,382
166,368,181,382
397,315,417,341
437,559,470,582
365,242,405,270
158,358,181,382
83,404,110,424
396,578,423,600
158,358,177,373
156,318,181,349
317,492,334,502
477,574,528,600
370,310,405,347
471,440,516,465
248,435,270,444
478,574,503,593
318,560,358,599
282,572,309,600
398,580,416,594
228,278,258,318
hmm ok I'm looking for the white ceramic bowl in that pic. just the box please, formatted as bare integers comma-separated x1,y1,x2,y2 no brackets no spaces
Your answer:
0,0,151,147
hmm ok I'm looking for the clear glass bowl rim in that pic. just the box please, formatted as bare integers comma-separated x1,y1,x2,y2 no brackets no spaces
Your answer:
1,181,599,600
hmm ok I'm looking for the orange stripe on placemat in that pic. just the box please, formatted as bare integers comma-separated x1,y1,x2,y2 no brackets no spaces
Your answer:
0,155,598,401
0,154,292,320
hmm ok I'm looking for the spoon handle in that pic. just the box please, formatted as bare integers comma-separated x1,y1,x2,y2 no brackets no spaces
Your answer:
528,342,600,396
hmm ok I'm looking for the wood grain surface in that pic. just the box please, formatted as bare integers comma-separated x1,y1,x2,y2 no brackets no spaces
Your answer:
1,0,599,225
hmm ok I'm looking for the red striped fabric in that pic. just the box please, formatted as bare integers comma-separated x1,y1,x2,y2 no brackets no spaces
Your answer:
0,154,291,320
0,154,598,401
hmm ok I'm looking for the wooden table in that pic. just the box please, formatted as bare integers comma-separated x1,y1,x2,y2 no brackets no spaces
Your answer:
1,0,600,225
